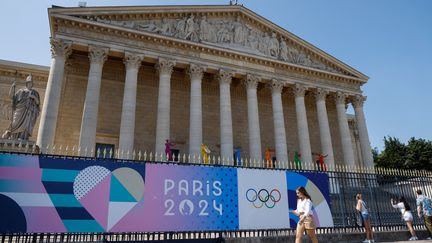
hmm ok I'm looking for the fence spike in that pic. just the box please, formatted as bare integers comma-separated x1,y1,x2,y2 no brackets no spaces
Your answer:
212,155,216,165
97,148,101,158
143,151,147,161
218,156,221,165
149,152,153,161
138,150,142,160
161,153,164,162
132,150,136,160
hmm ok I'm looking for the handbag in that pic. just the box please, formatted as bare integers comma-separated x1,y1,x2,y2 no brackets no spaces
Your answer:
355,210,364,227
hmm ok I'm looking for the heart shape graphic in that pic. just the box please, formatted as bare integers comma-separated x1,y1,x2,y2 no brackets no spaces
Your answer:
73,166,144,231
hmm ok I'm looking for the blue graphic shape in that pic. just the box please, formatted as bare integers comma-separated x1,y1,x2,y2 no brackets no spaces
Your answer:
110,175,136,202
49,194,81,207
63,220,104,233
42,169,79,182
0,194,27,233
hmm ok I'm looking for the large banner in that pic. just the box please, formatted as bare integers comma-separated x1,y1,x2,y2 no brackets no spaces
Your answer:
0,154,333,233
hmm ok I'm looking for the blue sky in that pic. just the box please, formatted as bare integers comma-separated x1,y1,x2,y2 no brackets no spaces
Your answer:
1,0,431,150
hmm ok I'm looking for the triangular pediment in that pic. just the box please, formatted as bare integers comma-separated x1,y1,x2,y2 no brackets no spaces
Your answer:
49,5,368,81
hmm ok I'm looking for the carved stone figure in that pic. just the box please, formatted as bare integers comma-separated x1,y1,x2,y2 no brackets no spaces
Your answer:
247,28,259,49
160,18,174,36
279,37,289,61
288,45,301,63
184,15,198,42
233,16,246,45
2,74,40,140
175,17,187,39
217,21,232,43
199,16,211,41
263,33,271,56
269,32,279,57
138,20,160,33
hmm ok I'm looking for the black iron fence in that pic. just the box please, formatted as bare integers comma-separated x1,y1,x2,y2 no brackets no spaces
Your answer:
0,149,431,242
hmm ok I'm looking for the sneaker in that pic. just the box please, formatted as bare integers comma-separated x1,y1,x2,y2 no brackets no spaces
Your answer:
408,236,417,241
427,237,432,240
362,240,371,243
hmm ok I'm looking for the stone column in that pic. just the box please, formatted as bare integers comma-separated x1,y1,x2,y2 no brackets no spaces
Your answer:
118,52,143,159
352,95,374,168
79,46,108,155
314,88,335,167
270,79,288,162
154,58,175,155
37,38,71,149
188,64,205,156
244,74,262,161
218,69,234,160
336,92,355,166
294,84,312,164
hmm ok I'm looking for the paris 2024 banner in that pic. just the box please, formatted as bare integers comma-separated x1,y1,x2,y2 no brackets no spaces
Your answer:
0,154,333,233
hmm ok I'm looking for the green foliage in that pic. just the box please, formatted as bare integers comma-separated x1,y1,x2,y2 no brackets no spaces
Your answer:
374,136,432,171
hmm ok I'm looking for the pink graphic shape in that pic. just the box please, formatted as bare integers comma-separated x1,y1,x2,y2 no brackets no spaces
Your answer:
79,175,111,230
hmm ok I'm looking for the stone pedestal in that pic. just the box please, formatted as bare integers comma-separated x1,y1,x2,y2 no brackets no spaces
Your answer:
0,139,39,153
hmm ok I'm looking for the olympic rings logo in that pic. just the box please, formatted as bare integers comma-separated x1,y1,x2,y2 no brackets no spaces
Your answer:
246,188,281,208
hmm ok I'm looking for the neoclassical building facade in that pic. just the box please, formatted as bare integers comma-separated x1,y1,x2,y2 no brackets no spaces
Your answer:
0,5,374,168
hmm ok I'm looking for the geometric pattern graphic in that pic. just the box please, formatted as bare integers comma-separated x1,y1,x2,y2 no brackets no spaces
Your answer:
73,166,145,231
286,172,333,228
0,153,332,233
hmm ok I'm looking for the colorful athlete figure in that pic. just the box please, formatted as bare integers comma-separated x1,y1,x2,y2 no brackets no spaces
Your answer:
265,148,275,168
165,139,175,161
317,153,328,171
201,144,211,164
294,151,302,170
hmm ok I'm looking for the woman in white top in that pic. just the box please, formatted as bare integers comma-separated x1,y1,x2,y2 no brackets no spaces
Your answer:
292,186,318,243
356,193,374,243
391,197,417,240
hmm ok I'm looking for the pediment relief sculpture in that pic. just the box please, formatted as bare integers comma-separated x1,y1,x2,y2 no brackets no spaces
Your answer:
77,14,343,75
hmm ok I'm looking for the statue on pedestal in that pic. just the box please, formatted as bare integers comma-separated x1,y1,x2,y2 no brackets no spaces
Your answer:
2,74,40,140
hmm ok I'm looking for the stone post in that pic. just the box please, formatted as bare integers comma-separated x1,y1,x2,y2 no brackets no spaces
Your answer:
270,79,288,162
294,84,312,164
244,74,262,161
218,69,234,160
336,92,355,166
188,64,205,156
155,58,175,155
118,52,143,159
352,95,374,168
314,88,335,167
37,38,71,150
79,46,108,156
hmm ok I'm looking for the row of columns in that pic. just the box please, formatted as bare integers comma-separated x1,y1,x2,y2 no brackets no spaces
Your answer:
37,38,374,167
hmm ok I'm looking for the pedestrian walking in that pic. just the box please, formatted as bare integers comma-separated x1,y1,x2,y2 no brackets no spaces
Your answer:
292,186,318,243
416,189,432,240
356,193,374,243
391,197,417,240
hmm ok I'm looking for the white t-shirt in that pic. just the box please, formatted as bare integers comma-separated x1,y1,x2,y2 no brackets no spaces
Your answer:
297,198,313,217
392,202,413,221
358,200,368,214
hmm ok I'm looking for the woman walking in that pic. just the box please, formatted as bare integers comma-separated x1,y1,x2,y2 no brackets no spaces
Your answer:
356,193,374,243
292,186,318,243
391,197,417,240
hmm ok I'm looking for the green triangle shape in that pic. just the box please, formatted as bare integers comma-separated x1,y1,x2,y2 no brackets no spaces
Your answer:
110,175,137,202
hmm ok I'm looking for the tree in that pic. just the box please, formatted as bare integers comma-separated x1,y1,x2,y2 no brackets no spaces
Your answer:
374,136,432,171
405,138,432,171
